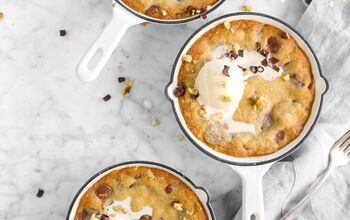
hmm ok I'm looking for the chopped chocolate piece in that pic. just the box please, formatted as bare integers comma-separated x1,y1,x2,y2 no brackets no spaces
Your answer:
173,84,186,98
281,32,290,39
308,82,313,90
237,65,247,72
267,36,282,53
261,59,269,67
101,214,110,220
276,130,285,143
225,50,238,59
59,29,67,36
78,209,89,220
139,215,152,220
259,49,269,57
200,9,208,19
269,57,279,64
118,77,125,83
129,182,137,188
36,188,44,198
261,113,274,130
145,5,159,15
222,65,230,76
257,66,264,72
250,66,258,74
283,61,291,70
95,183,113,199
102,94,111,102
134,174,142,179
271,64,280,72
290,74,305,88
165,183,179,194
256,42,262,51
238,49,244,57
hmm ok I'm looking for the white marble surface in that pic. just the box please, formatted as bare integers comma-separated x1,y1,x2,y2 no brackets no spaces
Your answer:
0,0,308,219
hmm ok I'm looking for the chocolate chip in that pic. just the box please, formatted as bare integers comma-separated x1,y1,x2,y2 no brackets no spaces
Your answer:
261,59,269,67
139,215,152,220
257,66,264,72
78,209,89,220
101,214,110,220
271,64,280,72
102,94,111,102
225,50,238,59
222,65,230,76
276,130,285,143
173,84,186,98
259,49,269,57
238,49,244,57
281,32,290,39
200,9,208,19
283,61,291,70
267,36,282,53
95,183,113,199
269,57,279,64
145,5,159,15
36,188,44,198
59,29,67,36
129,182,137,188
165,183,179,194
261,113,274,130
134,174,142,179
308,82,313,90
118,77,125,83
290,74,305,88
250,66,258,74
256,42,262,51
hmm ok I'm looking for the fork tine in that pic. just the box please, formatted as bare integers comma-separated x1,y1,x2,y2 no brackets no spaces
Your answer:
340,136,350,153
333,130,350,150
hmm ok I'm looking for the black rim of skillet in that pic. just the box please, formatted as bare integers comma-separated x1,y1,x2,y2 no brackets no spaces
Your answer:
115,0,226,24
165,12,329,166
66,160,216,220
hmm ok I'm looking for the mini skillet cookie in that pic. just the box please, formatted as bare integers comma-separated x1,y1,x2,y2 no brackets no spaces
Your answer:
74,167,209,220
175,19,314,157
121,0,220,20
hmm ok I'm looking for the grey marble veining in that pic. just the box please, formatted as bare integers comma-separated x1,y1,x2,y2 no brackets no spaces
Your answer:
0,0,307,219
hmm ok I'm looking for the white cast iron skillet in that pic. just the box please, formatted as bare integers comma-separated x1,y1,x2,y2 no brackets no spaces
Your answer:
66,161,215,220
76,0,225,82
165,13,328,220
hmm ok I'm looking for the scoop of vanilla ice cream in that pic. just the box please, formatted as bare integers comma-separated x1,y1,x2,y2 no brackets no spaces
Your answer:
195,58,245,111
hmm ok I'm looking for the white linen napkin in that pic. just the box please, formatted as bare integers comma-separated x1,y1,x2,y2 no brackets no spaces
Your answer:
233,0,350,219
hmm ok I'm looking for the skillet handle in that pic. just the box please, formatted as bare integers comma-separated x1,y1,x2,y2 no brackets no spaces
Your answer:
76,4,142,82
230,163,273,220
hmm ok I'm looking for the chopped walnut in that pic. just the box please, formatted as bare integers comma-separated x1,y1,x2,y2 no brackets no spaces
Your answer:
151,117,160,126
182,55,193,63
256,96,267,110
113,206,128,214
282,74,290,81
161,10,167,16
177,135,185,141
188,87,198,96
210,112,223,121
186,209,195,216
241,5,253,12
173,202,183,211
147,169,155,180
224,21,231,29
198,105,207,117
221,96,232,103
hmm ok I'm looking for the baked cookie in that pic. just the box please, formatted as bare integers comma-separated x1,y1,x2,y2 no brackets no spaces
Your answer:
175,20,315,157
121,0,219,20
74,166,208,220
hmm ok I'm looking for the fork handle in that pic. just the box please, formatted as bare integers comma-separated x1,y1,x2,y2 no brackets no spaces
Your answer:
280,164,335,220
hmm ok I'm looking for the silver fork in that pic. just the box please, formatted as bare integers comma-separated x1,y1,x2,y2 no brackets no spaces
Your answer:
281,130,350,220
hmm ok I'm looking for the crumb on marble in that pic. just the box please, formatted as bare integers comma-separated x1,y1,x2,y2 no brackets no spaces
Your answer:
59,29,67,37
118,65,125,74
118,77,126,83
0,12,3,21
121,49,130,58
241,5,253,12
123,79,133,97
177,135,185,141
103,94,111,102
143,99,153,111
151,116,160,126
36,188,44,198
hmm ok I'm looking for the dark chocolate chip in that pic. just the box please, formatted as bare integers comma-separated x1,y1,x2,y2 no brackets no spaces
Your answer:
267,36,282,53
145,5,159,15
173,84,186,98
222,65,230,76
139,215,152,220
256,42,262,51
95,183,113,199
261,59,269,67
283,61,291,70
101,214,110,220
134,174,142,179
129,182,137,188
165,183,179,194
59,29,67,36
269,57,279,64
238,49,244,57
225,50,238,59
250,66,258,74
281,32,290,39
118,77,126,83
200,9,208,19
308,82,313,89
261,113,274,130
78,209,89,220
102,94,111,102
259,49,269,57
271,64,280,72
276,130,285,143
36,188,44,198
257,66,264,72
290,74,305,88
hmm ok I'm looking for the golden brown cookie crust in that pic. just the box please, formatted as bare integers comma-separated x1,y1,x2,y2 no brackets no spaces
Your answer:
74,166,208,220
177,20,315,157
121,0,219,20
